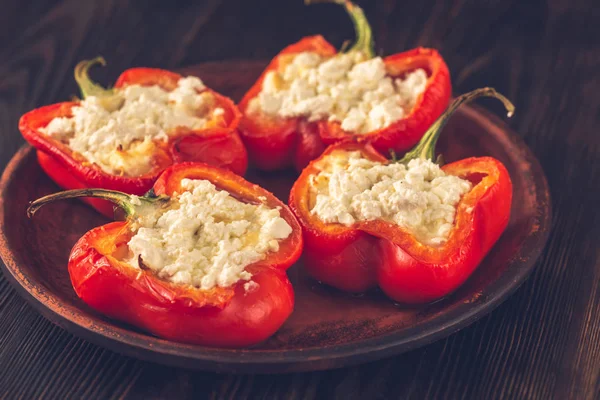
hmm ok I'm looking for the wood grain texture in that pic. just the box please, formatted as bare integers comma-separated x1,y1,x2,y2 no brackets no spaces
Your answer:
0,0,598,398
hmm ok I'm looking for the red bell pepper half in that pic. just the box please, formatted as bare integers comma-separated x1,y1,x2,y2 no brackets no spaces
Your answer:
238,0,451,172
27,163,303,347
289,88,514,304
19,58,248,217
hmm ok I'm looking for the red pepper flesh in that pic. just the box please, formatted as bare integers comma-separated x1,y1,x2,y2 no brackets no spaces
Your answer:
238,1,451,172
289,88,514,303
290,142,512,303
239,36,336,171
29,163,303,347
19,62,248,217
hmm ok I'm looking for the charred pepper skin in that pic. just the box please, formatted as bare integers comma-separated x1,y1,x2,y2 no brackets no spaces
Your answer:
289,88,515,304
28,162,303,347
238,0,451,172
19,59,248,217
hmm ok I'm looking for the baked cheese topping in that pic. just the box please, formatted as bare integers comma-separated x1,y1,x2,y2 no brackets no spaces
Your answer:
309,151,472,246
248,52,428,134
127,179,292,290
41,77,223,176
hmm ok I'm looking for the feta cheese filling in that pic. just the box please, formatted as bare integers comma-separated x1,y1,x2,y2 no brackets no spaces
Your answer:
127,179,293,290
41,77,223,176
309,151,472,246
249,51,428,134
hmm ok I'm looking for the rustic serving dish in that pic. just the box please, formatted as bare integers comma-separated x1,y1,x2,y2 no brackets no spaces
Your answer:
0,61,551,373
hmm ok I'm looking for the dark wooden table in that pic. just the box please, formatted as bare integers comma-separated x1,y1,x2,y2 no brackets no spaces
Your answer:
0,0,598,398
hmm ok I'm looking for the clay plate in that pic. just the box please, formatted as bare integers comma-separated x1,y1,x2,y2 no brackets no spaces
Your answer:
0,61,551,373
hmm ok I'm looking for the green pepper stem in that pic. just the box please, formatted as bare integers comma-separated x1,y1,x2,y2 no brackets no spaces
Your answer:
305,0,375,58
74,57,112,99
399,87,515,164
27,189,169,219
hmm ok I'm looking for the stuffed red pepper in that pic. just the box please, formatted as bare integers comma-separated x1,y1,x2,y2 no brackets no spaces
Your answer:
289,88,514,303
20,57,247,217
28,163,302,347
239,0,451,171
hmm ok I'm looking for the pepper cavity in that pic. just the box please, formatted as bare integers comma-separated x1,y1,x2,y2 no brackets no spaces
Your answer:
247,1,428,134
25,162,303,346
305,88,515,243
38,58,228,177
27,179,294,291
289,87,515,302
239,0,451,172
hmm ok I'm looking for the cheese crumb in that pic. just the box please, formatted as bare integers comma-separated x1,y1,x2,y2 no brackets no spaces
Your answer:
127,179,293,290
309,151,472,246
40,76,213,176
130,195,142,206
244,281,260,294
249,52,428,134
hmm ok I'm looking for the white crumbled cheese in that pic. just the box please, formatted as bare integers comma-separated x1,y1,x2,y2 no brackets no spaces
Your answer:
249,51,428,134
127,179,293,290
40,76,213,176
243,281,260,294
129,195,142,206
309,151,472,246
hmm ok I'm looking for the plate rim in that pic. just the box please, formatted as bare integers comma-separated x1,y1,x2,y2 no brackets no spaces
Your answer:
0,105,552,373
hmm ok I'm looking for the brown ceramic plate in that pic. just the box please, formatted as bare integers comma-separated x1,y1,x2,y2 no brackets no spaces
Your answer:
0,61,551,373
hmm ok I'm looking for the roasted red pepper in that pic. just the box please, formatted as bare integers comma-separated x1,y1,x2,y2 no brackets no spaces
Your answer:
19,58,247,217
27,163,302,347
289,88,514,303
238,0,451,172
